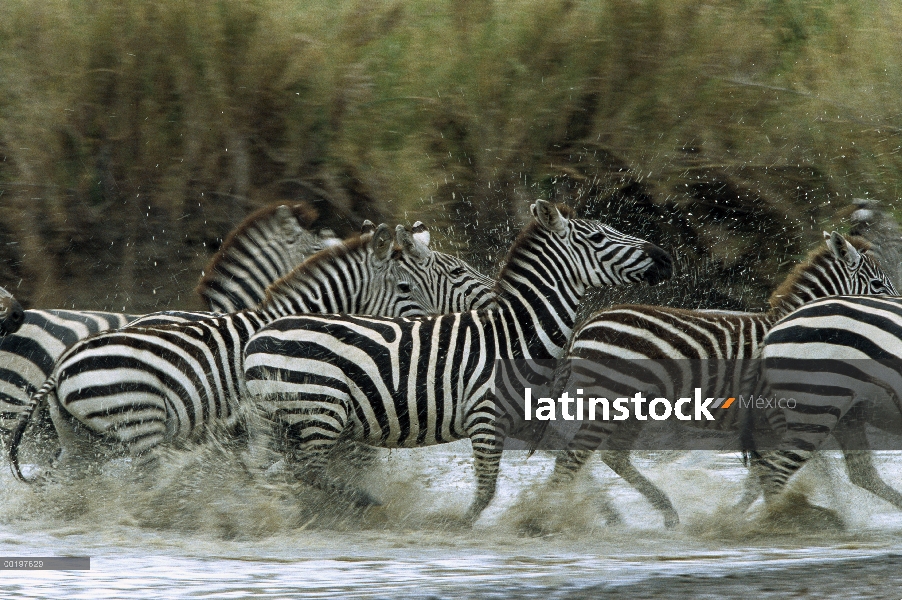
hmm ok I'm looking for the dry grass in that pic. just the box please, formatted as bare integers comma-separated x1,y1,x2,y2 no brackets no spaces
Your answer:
1,0,901,309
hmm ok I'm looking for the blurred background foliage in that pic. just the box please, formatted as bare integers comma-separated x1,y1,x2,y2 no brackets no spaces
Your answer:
0,0,900,312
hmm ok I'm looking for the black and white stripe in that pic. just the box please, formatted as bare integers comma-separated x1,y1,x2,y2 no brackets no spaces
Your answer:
242,200,674,520
10,225,496,479
397,222,497,313
0,287,24,336
195,202,339,313
0,204,329,441
544,233,896,526
750,294,902,511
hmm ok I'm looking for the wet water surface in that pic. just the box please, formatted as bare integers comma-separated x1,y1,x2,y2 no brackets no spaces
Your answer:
3,445,902,598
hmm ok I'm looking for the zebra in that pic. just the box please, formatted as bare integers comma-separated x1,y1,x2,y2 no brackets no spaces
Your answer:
9,223,498,480
241,200,674,520
0,287,25,336
747,294,902,512
540,232,896,527
0,203,331,441
195,202,341,313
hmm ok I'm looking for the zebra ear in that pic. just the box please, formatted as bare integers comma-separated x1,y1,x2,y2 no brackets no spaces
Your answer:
371,223,394,263
825,231,862,269
275,205,302,241
395,225,430,260
411,221,431,247
361,220,376,235
531,199,568,234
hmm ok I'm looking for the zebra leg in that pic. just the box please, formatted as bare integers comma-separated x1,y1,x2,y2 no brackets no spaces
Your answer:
281,403,382,508
545,419,626,526
46,389,102,478
464,400,505,523
752,447,813,503
833,415,902,511
600,420,678,527
598,450,679,528
330,440,381,471
549,416,615,483
466,442,503,523
240,402,281,475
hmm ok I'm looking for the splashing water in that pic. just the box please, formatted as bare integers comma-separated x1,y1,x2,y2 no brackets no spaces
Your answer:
3,442,902,597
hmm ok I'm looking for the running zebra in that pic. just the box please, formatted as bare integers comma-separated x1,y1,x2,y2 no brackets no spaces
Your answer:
196,202,341,312
9,224,497,480
242,200,674,520
0,203,330,440
542,233,896,527
748,295,902,512
0,287,24,336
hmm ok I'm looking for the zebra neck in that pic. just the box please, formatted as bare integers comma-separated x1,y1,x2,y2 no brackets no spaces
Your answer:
261,274,370,318
492,276,580,360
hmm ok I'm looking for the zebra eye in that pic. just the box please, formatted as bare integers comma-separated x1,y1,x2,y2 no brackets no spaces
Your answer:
398,282,412,293
587,231,607,243
450,267,466,277
871,279,889,293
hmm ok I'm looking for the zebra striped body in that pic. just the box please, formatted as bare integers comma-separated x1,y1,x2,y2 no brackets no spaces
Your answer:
195,202,336,313
546,233,896,526
10,225,496,479
242,200,674,520
0,204,329,443
1,310,137,438
751,295,902,511
0,287,24,336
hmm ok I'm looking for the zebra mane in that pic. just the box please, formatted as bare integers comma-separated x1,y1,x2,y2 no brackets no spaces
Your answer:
258,233,369,307
195,201,319,296
767,235,872,311
494,203,574,291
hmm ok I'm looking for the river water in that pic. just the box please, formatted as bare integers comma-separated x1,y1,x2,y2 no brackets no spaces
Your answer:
2,443,902,598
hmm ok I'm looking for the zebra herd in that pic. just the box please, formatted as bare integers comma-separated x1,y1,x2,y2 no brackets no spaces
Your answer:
3,197,902,528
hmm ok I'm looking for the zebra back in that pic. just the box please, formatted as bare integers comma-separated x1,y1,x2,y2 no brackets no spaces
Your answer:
0,286,24,336
195,202,326,312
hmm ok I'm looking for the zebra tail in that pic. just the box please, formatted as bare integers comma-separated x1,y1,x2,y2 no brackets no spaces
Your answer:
8,375,56,483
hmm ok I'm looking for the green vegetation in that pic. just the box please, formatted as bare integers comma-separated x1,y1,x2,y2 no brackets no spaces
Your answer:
1,0,900,310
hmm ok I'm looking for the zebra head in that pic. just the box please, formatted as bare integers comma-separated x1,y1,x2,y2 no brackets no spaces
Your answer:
527,199,673,290
270,203,330,265
356,223,426,317
768,231,897,315
394,222,497,314
0,286,24,336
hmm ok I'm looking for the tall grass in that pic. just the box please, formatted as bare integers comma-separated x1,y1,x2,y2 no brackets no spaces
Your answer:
1,0,901,309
